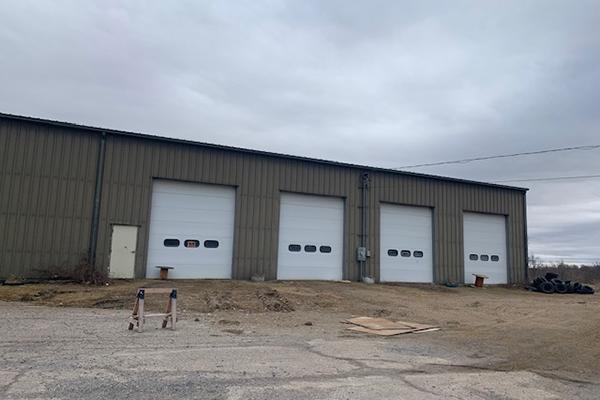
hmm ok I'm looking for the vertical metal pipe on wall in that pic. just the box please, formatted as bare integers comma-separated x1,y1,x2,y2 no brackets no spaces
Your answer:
359,171,369,280
88,132,107,270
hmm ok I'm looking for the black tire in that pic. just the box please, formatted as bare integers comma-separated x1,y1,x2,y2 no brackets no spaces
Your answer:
554,282,568,294
573,282,582,291
577,285,595,295
539,281,555,294
532,277,546,289
586,286,595,294
545,272,559,280
566,282,576,293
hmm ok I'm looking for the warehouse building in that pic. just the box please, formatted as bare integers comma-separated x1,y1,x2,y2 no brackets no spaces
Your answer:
0,113,528,284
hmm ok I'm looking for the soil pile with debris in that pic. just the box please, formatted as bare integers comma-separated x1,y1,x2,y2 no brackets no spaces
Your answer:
256,288,294,312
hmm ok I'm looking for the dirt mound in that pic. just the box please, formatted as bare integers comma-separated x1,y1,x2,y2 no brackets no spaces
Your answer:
204,291,241,312
256,288,294,312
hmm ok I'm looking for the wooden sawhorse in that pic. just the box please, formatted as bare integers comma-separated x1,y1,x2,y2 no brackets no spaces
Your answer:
128,288,177,333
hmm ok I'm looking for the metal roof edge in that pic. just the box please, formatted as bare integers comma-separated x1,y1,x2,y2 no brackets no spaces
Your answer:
0,111,528,192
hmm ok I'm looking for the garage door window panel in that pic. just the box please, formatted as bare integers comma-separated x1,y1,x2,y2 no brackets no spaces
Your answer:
164,239,180,247
204,240,219,248
319,245,332,253
184,240,199,248
304,245,317,253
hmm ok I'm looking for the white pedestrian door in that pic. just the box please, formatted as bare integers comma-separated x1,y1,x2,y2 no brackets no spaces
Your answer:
109,225,138,279
463,212,508,284
380,204,433,282
277,193,344,280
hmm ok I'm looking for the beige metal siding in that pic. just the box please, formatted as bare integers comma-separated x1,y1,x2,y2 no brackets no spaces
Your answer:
0,117,527,283
0,120,98,277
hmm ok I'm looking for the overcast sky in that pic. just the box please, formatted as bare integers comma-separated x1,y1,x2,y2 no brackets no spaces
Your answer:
1,1,599,264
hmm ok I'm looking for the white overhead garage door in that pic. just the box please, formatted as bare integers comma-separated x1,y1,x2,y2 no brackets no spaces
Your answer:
277,193,344,280
380,204,433,282
463,212,507,284
146,180,235,279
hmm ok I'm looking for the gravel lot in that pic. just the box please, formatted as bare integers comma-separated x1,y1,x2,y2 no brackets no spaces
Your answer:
0,281,599,399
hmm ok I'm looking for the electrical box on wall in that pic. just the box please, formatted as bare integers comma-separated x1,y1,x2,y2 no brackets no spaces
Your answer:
357,246,367,262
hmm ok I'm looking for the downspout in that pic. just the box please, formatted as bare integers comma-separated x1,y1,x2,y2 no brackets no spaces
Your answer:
523,191,529,284
359,171,369,280
88,132,107,271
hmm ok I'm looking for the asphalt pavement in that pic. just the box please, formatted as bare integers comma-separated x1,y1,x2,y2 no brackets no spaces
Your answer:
0,302,597,399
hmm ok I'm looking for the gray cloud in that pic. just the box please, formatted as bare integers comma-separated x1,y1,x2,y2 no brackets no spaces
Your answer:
1,0,599,263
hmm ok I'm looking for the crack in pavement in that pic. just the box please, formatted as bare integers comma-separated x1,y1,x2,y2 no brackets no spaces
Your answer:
0,369,28,396
396,374,464,399
531,370,599,386
427,362,600,386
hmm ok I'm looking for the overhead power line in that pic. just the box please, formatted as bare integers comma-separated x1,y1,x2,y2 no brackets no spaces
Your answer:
369,173,600,188
396,144,600,169
493,174,600,183
531,256,600,261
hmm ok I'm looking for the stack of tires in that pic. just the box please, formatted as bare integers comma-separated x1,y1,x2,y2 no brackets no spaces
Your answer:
530,273,595,295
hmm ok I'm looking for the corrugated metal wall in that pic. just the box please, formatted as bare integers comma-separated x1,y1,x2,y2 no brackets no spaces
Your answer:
0,119,98,277
93,135,362,280
369,173,526,283
0,117,527,283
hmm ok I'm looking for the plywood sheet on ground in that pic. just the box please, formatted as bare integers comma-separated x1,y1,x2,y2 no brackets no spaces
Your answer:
393,320,439,331
347,326,414,336
345,316,439,336
345,317,413,330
